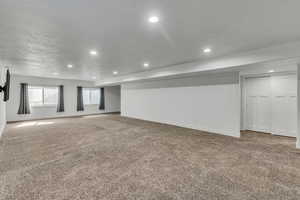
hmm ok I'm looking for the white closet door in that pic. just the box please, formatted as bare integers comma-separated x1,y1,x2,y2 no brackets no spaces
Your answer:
271,75,297,137
245,77,271,133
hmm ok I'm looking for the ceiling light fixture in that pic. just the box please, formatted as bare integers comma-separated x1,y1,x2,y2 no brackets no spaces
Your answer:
149,16,159,23
268,70,275,73
90,50,98,56
203,48,212,53
67,64,73,68
113,71,118,75
143,62,149,68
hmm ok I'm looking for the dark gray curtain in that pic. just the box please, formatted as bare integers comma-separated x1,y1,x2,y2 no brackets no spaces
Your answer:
77,86,84,111
99,87,105,110
57,85,64,112
17,83,30,114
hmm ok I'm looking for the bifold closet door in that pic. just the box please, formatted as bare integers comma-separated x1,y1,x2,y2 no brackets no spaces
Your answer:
245,77,271,133
271,75,297,137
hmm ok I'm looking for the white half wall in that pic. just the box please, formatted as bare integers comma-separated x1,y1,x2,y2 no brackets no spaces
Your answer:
6,75,120,122
0,67,6,137
121,72,241,137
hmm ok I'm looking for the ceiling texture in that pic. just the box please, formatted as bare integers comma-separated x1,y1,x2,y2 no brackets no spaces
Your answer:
1,0,300,83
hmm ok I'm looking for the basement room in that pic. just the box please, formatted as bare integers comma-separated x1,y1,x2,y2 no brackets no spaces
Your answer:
0,1,300,199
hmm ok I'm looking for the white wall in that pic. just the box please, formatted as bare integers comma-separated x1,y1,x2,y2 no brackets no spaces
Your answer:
121,72,240,137
0,67,6,137
6,75,120,122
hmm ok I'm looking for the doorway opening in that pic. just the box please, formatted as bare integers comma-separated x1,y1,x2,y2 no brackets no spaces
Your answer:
241,73,297,139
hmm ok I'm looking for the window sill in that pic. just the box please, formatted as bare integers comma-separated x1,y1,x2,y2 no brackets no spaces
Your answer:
30,105,57,108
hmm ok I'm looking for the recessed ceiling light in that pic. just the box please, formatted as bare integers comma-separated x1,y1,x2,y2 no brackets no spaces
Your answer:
67,64,73,68
143,62,149,68
203,48,212,53
149,16,159,23
113,71,118,75
268,70,275,73
90,50,98,56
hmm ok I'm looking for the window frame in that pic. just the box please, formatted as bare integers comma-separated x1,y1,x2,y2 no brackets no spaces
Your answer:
83,87,100,105
28,85,59,107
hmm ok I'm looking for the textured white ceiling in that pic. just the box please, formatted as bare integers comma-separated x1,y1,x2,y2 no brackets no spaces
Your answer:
1,0,300,81
96,41,300,85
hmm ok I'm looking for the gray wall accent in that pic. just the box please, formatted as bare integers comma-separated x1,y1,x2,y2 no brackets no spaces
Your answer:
122,72,239,90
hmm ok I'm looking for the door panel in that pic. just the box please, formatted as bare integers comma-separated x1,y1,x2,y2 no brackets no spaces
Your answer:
244,74,297,137
246,96,255,130
256,95,271,132
245,77,271,133
271,75,297,137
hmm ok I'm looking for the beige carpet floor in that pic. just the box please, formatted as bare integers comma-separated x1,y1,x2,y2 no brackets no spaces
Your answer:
0,114,300,200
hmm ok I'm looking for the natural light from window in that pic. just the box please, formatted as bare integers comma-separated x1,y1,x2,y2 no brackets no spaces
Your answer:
15,121,55,128
83,88,100,105
28,86,58,106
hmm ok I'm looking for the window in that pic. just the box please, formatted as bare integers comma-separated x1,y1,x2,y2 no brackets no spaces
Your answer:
44,87,58,105
28,86,58,106
28,87,43,106
83,88,100,105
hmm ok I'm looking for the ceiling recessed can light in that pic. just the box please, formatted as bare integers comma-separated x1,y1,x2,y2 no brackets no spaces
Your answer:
203,48,212,53
113,71,118,75
67,64,73,68
269,70,275,73
143,62,149,68
90,50,98,56
149,16,159,23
